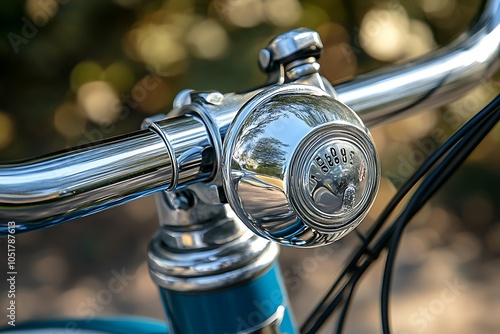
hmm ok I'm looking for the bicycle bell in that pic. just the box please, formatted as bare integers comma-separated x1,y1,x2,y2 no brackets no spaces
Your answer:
221,29,380,247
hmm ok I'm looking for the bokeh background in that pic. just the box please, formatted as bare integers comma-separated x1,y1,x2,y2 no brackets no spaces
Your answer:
0,0,499,333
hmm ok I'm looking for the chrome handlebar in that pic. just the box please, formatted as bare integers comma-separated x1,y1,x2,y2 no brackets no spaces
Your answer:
337,0,500,126
1,0,498,235
0,115,215,232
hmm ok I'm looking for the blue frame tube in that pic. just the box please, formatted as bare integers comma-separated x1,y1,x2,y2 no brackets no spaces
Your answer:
0,317,169,333
159,263,297,334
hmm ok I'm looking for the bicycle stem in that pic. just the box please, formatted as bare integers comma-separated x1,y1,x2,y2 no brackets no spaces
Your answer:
0,0,498,234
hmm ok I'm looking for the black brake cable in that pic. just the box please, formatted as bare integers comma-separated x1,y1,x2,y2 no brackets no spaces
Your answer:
302,110,499,334
301,94,500,334
335,270,362,334
381,95,500,334
348,97,500,333
302,94,500,333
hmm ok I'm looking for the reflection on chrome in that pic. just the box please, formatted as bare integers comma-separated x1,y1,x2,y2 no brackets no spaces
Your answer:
0,0,497,235
222,84,380,247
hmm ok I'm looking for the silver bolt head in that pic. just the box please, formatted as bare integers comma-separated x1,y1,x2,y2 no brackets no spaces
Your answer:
190,91,224,105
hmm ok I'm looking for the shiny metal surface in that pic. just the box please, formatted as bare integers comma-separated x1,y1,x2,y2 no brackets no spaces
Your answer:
148,221,279,291
154,188,246,249
0,130,172,232
0,0,497,233
0,115,215,233
246,305,285,334
291,133,376,232
158,215,246,250
222,84,380,247
149,114,215,188
260,28,322,73
155,190,227,228
336,0,500,126
168,89,263,206
258,27,337,98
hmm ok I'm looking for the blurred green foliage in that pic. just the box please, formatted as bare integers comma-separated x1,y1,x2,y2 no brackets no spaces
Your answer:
0,0,482,159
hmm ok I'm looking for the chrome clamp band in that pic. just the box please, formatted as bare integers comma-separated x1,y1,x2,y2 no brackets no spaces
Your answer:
148,121,179,191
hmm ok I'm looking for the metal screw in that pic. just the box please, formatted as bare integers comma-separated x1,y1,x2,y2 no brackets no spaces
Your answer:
190,91,224,105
